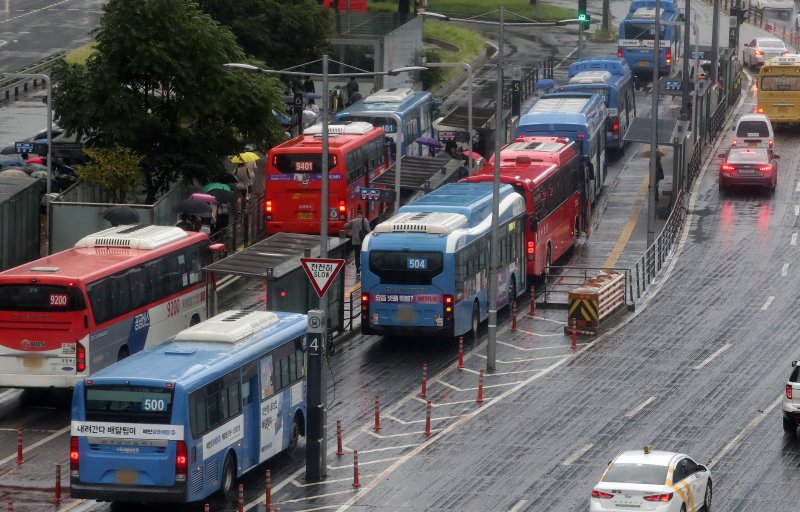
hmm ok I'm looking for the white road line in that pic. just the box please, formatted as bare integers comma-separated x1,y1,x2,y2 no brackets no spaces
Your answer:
795,181,800,192
498,340,584,350
0,425,69,467
709,396,782,469
292,476,356,487
792,233,798,245
328,456,400,470
795,204,799,216
561,443,593,466
508,328,562,337
278,489,359,503
341,443,418,454
364,428,442,439
623,396,657,418
473,353,568,363
509,499,528,512
291,506,341,512
761,296,775,310
435,379,520,391
693,343,732,370
384,413,465,425
412,396,488,406
0,0,73,24
782,263,790,277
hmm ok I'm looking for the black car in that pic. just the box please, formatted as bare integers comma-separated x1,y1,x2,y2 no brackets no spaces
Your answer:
718,146,778,192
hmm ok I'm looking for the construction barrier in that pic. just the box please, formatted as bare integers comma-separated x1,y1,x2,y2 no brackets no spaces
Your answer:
566,271,626,335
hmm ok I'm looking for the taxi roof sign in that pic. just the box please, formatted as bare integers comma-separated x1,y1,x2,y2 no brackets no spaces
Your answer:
300,257,345,298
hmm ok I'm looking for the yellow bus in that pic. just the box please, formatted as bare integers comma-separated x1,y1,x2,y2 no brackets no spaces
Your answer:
757,55,800,124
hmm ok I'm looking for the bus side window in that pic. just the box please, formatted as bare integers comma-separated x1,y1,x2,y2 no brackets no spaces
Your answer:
274,356,290,390
128,266,148,310
87,279,112,325
346,152,356,182
242,361,257,406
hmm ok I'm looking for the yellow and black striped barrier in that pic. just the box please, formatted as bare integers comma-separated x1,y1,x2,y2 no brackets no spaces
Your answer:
565,271,626,335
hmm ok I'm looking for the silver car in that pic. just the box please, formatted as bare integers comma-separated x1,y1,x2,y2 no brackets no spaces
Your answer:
743,37,790,69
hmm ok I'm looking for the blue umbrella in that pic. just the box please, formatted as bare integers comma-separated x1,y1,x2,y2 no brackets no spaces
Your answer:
273,109,292,126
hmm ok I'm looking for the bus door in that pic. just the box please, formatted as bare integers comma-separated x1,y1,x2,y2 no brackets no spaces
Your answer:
240,361,260,468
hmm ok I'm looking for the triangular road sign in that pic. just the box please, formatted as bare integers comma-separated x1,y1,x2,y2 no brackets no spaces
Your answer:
300,257,346,298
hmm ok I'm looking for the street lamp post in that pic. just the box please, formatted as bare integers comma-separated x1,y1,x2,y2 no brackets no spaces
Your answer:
4,72,53,252
423,61,474,173
648,0,661,247
225,60,424,482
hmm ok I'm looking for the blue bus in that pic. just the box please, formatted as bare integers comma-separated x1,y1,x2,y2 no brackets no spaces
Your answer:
360,182,526,339
70,310,307,503
334,87,433,160
618,2,682,77
516,92,607,205
557,57,636,151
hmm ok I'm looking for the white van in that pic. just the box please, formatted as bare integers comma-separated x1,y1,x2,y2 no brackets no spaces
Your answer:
731,113,774,149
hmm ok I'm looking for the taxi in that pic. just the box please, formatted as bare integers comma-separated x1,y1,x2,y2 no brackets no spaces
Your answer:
590,446,712,511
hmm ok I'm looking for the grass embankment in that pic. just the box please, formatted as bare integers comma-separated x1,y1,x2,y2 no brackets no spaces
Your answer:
65,42,96,65
422,21,484,92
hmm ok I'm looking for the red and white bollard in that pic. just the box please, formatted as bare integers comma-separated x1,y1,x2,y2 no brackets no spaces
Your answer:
16,426,22,465
570,318,577,350
424,400,432,436
265,468,272,510
54,464,62,504
336,419,344,457
530,285,536,316
420,363,428,398
374,394,381,431
476,369,484,404
238,483,244,512
7,501,12,512
352,450,361,488
457,337,464,370
511,301,517,332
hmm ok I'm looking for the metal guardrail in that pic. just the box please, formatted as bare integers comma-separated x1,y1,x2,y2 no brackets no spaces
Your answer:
0,52,66,106
502,56,555,110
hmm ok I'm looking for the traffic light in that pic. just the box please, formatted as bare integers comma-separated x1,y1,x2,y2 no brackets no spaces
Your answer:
577,0,590,29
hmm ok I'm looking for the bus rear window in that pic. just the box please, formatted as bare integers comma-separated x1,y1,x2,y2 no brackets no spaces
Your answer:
369,251,443,285
624,22,665,40
85,385,174,424
272,153,337,174
0,285,86,312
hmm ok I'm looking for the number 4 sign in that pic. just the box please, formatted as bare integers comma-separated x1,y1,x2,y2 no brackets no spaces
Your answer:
300,257,346,298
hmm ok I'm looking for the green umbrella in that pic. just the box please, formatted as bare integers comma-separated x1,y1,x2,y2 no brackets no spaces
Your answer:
202,182,232,193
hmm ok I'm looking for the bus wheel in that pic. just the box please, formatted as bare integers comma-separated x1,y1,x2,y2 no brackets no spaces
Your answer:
117,345,129,362
287,418,301,456
471,301,480,342
220,452,237,500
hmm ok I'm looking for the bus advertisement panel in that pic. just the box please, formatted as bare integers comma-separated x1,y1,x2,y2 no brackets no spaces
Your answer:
265,122,390,235
360,182,526,339
0,225,216,389
463,136,587,277
70,310,307,503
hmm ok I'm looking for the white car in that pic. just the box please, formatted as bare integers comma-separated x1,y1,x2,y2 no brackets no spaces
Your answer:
743,37,790,69
590,447,712,512
783,361,800,434
756,0,793,17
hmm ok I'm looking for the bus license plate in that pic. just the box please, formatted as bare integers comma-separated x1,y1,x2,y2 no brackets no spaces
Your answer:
747,142,759,147
297,212,313,220
23,355,43,368
115,469,139,484
396,308,416,322
639,60,650,67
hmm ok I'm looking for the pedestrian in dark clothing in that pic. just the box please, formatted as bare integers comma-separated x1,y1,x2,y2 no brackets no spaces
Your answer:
176,213,194,231
655,153,665,201
343,208,370,275
348,91,363,107
346,77,358,102
303,76,315,94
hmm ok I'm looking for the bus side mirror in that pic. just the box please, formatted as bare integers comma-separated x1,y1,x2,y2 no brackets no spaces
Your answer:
586,163,595,180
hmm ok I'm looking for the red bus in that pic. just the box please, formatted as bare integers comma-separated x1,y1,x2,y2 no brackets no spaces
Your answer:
462,136,587,277
265,122,390,235
0,225,220,388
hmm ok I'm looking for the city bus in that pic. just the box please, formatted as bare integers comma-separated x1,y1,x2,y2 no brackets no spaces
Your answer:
515,92,607,206
70,310,307,503
618,3,682,77
756,55,800,124
557,57,636,151
0,225,217,389
360,182,526,339
462,136,587,277
265,121,390,235
334,88,433,160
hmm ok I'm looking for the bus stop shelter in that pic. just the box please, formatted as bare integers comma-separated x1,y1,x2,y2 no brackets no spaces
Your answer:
371,154,467,205
204,233,347,334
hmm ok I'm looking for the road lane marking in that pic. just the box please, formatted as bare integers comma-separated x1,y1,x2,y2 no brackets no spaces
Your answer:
561,443,593,465
782,263,789,276
761,296,775,310
792,233,798,245
795,181,800,192
0,0,73,24
693,343,731,370
604,171,650,268
0,425,69,467
509,328,562,337
498,340,581,350
709,396,782,469
340,443,418,455
384,413,465,425
509,500,528,512
624,396,657,418
795,204,799,216
328,456,400,470
364,428,441,439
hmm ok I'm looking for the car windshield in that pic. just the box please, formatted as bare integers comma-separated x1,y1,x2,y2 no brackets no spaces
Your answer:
728,149,769,164
759,40,785,49
603,463,668,485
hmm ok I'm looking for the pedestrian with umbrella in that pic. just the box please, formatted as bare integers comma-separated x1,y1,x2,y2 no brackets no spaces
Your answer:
415,136,442,157
230,153,259,212
103,205,140,226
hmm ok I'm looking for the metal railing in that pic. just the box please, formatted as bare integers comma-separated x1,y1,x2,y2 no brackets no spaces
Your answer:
208,192,266,254
343,286,362,333
541,265,631,305
0,52,66,106
502,56,555,109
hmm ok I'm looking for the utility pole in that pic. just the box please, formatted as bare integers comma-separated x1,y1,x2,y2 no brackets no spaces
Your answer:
681,0,691,119
648,0,660,247
711,0,722,101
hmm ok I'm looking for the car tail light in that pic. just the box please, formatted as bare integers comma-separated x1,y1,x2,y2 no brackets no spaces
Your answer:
666,48,672,65
175,441,188,482
617,47,623,57
783,51,790,56
265,199,273,220
787,383,793,399
757,107,765,114
76,342,86,373
769,139,774,148
760,165,773,173
591,489,614,499
443,294,454,325
70,436,80,477
613,116,620,137
339,200,346,220
527,241,535,260
755,50,764,56
731,139,737,146
361,293,369,323
644,492,673,502
721,163,736,173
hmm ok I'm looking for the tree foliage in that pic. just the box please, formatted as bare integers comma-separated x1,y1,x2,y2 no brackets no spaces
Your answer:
75,147,144,203
52,0,285,202
197,0,333,70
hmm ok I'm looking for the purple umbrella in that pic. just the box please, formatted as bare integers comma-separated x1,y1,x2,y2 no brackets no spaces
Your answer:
415,136,442,148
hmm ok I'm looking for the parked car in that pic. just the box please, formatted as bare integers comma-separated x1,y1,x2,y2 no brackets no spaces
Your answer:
743,37,790,69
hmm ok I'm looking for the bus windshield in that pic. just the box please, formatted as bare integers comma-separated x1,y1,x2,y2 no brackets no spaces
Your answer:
368,251,443,285
761,75,800,91
0,284,86,312
624,22,666,40
85,384,174,424
272,153,338,174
